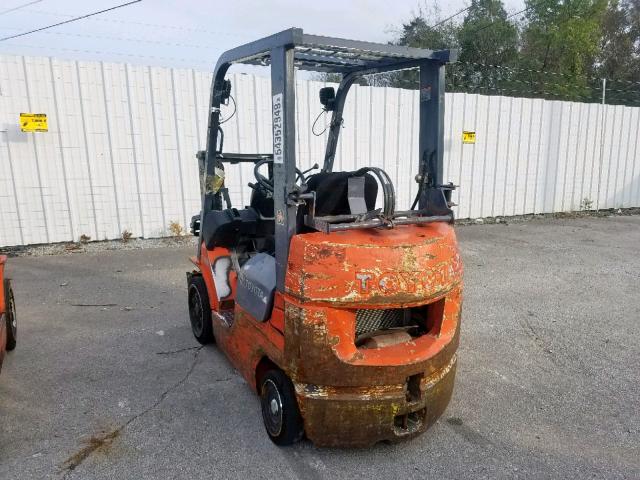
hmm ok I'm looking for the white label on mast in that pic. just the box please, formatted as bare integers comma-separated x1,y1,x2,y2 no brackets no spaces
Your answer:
272,93,283,164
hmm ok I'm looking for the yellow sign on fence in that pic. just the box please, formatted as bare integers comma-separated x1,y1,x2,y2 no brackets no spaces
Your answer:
20,113,48,132
462,131,476,144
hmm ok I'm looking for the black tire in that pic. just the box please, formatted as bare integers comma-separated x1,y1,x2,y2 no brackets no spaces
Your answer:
4,279,16,351
188,275,214,345
260,369,304,446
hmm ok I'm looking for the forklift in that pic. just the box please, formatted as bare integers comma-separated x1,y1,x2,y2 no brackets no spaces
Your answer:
186,29,463,447
0,256,17,374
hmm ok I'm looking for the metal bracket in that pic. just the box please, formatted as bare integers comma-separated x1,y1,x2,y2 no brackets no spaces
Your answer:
347,176,367,215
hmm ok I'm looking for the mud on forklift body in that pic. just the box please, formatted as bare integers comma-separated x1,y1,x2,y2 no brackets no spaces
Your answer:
186,28,463,447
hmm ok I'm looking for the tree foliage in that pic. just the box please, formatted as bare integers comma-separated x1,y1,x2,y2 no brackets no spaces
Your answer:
387,0,640,105
518,0,607,99
456,0,519,90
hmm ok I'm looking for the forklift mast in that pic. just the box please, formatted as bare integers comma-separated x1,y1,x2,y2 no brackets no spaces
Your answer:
201,28,457,291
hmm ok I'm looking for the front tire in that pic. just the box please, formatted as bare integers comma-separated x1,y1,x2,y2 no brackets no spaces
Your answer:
188,275,214,345
260,370,304,445
4,279,16,351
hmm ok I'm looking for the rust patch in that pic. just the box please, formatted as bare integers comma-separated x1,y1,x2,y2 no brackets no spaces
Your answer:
306,244,346,262
308,272,333,281
310,236,443,250
400,245,419,272
294,355,458,447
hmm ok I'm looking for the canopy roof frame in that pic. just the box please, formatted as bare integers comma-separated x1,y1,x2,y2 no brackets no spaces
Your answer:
212,28,455,74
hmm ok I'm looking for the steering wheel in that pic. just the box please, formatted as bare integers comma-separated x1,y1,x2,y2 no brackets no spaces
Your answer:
253,157,306,192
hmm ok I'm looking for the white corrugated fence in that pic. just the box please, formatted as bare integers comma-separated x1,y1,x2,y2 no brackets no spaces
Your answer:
1,54,639,247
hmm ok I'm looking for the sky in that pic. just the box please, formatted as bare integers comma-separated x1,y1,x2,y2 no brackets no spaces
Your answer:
0,0,525,71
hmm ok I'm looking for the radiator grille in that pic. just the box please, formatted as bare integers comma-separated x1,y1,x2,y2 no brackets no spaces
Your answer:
355,308,405,337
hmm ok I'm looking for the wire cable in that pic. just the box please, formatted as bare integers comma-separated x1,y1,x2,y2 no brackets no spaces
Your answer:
311,109,329,136
460,61,604,85
0,26,217,50
219,95,237,124
20,8,250,38
0,0,42,16
0,0,143,42
431,6,472,28
0,42,211,68
469,7,528,35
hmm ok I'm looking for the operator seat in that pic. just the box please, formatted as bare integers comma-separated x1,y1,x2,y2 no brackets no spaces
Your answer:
305,170,378,216
247,170,379,237
249,186,274,219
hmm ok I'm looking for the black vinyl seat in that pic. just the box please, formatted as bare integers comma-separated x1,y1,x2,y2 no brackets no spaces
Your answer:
249,187,274,219
305,171,378,216
201,207,258,249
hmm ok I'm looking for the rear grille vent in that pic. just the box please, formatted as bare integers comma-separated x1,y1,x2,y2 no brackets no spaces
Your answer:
354,299,446,345
355,308,405,337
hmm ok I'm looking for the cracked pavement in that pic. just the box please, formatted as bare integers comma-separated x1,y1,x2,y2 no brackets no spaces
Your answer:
0,215,638,479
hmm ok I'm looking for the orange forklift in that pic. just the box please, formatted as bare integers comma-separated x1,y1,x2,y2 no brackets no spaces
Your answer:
186,29,463,447
0,256,17,374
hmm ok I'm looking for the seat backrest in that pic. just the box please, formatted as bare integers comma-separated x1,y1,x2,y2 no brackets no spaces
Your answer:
201,208,258,249
305,171,378,216
249,186,274,218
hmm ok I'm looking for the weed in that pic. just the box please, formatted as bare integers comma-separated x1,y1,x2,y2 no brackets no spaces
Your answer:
168,221,183,237
580,198,594,211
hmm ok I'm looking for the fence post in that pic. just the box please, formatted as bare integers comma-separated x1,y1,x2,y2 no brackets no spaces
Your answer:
596,78,607,210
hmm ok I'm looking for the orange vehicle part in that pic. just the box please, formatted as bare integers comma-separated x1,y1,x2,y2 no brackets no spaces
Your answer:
191,222,462,447
0,256,8,371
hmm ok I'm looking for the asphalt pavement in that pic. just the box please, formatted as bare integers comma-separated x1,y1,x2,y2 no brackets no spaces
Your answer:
0,215,638,479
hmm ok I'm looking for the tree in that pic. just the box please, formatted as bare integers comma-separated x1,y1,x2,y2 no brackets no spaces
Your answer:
321,0,640,106
455,0,520,93
395,3,460,50
589,0,640,105
388,2,461,88
517,0,608,101
595,0,636,79
318,3,463,90
391,0,520,91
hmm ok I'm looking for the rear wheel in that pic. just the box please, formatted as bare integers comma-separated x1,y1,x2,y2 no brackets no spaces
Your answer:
188,275,214,345
4,279,16,351
260,369,304,445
